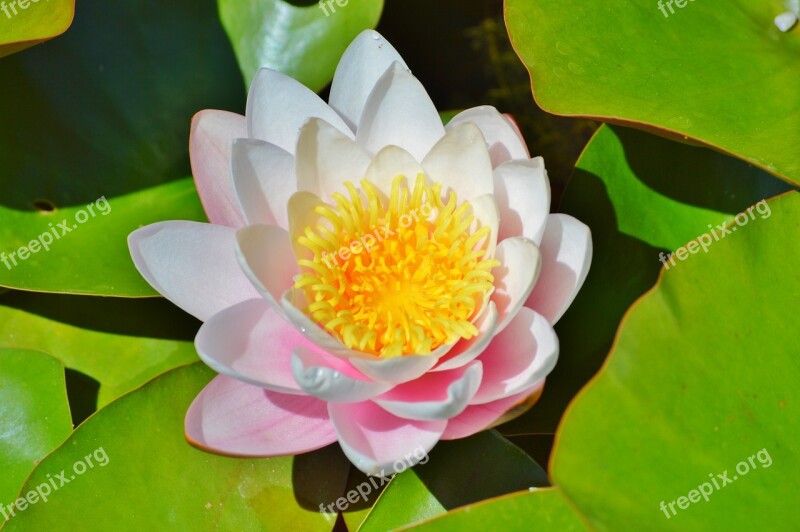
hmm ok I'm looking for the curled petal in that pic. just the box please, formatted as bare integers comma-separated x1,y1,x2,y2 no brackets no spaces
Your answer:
291,346,392,402
433,302,499,372
491,237,542,333
373,362,483,421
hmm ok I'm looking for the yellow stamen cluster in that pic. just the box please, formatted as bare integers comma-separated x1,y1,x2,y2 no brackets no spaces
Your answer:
294,174,499,358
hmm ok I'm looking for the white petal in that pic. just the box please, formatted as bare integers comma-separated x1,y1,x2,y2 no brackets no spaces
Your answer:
472,307,558,404
356,63,444,160
432,302,499,372
493,158,551,245
329,30,409,131
775,12,798,32
363,145,427,200
231,139,296,229
492,237,541,334
295,118,372,200
373,362,483,421
291,346,392,403
195,299,304,394
286,191,330,263
446,106,530,168
422,122,494,201
236,224,299,311
128,221,259,321
470,194,500,260
525,214,593,324
247,68,352,154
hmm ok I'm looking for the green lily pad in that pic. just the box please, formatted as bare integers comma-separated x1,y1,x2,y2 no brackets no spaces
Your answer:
505,0,800,184
3,363,350,531
218,0,384,91
0,290,200,406
0,349,71,511
499,124,792,436
0,0,74,58
550,191,800,528
357,431,549,530
0,0,245,296
405,488,585,531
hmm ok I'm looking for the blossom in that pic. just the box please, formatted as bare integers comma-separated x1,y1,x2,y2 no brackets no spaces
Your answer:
128,30,592,475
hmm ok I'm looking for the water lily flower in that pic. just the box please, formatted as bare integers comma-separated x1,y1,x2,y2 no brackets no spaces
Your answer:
129,30,592,475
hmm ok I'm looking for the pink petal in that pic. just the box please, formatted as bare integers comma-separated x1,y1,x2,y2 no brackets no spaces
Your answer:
471,307,558,405
373,362,483,421
231,138,296,229
446,106,530,168
291,346,392,403
441,384,545,440
195,298,307,393
236,224,299,311
329,401,445,476
186,376,336,457
349,344,452,384
189,110,247,228
491,237,541,333
493,158,551,245
128,221,260,321
525,214,593,324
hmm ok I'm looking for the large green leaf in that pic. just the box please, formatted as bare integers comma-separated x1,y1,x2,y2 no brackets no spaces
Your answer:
505,0,800,185
550,191,800,528
0,0,74,58
0,290,200,406
0,179,206,296
0,0,245,296
0,349,72,510
2,363,350,531
499,124,792,436
218,0,384,91
356,431,549,530
406,488,585,531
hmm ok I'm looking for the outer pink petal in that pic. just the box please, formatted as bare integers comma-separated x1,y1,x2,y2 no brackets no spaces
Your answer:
525,214,593,324
189,110,247,228
441,383,545,440
128,221,260,321
373,362,483,421
328,401,445,476
186,376,336,457
471,307,558,405
195,298,308,393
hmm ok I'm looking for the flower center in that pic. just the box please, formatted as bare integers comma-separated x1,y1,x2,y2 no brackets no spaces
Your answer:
294,174,499,358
